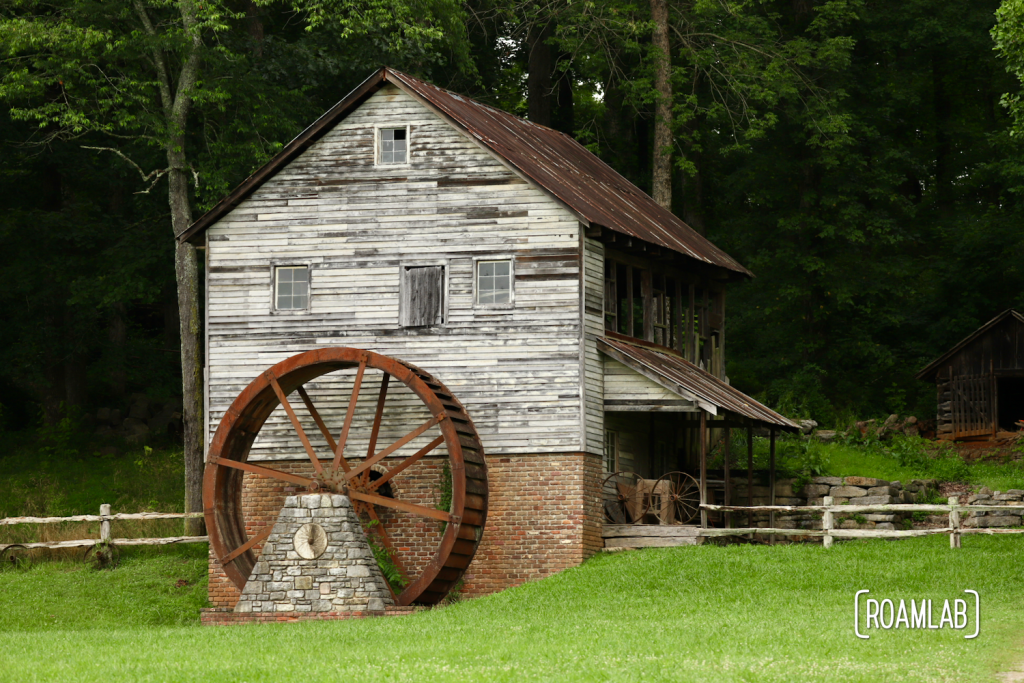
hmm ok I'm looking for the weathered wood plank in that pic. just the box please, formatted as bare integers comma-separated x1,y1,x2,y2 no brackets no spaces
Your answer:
602,525,700,538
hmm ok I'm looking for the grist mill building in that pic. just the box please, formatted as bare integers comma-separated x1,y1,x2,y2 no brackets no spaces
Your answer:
179,68,796,611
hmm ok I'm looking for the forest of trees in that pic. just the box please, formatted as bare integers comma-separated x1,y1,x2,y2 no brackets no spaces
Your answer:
2,0,1023,434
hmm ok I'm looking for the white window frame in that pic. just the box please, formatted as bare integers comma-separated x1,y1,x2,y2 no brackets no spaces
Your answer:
473,256,515,309
604,430,619,473
399,260,449,328
271,263,312,313
374,124,411,167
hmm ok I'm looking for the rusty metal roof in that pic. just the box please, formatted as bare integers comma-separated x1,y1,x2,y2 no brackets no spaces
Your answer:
598,336,799,430
386,70,751,276
179,68,752,276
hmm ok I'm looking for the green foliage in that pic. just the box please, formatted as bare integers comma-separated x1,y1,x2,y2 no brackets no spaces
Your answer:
435,459,453,533
363,520,407,592
0,428,184,519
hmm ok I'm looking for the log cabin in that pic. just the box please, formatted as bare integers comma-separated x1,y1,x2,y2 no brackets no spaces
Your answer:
178,67,798,609
917,310,1024,440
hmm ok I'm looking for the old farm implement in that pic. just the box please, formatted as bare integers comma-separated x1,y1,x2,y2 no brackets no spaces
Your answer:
204,348,488,606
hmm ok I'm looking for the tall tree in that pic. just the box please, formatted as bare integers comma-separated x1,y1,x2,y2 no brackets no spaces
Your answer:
0,0,473,525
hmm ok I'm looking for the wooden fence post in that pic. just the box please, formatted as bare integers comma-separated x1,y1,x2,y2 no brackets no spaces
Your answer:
99,504,111,543
769,429,776,545
948,496,961,549
822,496,834,549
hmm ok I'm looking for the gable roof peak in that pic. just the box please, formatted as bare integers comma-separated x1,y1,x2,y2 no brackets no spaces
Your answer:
178,67,751,278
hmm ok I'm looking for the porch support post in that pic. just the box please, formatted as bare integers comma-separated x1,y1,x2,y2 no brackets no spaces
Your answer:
700,410,708,529
746,426,754,529
723,426,731,528
769,428,776,545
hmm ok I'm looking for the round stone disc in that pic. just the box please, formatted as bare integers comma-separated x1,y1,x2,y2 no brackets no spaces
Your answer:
293,522,328,559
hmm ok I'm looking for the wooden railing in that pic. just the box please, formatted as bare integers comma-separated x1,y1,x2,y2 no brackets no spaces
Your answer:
0,504,207,551
700,496,1024,547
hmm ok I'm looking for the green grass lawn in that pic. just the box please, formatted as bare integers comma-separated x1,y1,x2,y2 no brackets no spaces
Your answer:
1,535,1022,682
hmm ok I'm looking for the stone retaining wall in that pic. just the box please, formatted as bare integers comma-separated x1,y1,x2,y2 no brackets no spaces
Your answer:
733,477,1024,533
964,488,1024,528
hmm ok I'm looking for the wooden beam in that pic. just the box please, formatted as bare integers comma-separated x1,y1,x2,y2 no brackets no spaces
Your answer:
700,410,708,529
723,428,731,529
747,426,754,529
769,428,776,545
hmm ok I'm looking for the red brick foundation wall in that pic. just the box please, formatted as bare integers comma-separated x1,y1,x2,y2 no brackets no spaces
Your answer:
207,451,604,608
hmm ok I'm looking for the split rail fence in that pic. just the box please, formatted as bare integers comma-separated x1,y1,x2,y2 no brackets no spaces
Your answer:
0,505,206,552
700,496,1024,547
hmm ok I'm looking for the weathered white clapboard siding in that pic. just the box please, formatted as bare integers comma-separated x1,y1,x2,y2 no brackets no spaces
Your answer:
603,358,696,413
581,237,605,455
205,84,584,461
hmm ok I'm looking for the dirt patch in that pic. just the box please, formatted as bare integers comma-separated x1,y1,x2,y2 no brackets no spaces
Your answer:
939,481,973,503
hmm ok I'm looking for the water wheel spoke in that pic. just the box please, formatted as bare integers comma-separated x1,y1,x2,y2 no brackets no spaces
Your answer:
348,490,455,523
212,457,316,488
220,526,273,566
366,374,390,460
268,374,324,476
296,386,338,453
332,357,367,473
345,414,443,481
367,435,445,493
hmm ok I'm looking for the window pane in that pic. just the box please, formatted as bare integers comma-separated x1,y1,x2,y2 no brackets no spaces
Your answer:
494,261,510,276
382,129,394,141
276,266,309,310
382,140,393,152
394,129,406,141
394,149,406,163
480,262,493,277
495,275,509,291
479,290,494,304
494,289,509,304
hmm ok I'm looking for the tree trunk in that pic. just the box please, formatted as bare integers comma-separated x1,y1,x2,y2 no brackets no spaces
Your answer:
168,137,204,536
528,22,554,126
650,0,672,209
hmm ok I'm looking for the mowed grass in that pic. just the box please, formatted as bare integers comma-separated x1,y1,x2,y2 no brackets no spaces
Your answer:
1,535,1022,683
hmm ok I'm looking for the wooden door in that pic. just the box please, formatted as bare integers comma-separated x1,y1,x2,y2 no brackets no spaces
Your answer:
950,375,993,438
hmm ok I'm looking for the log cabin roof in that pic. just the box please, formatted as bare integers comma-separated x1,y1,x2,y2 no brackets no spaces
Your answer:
597,336,800,430
916,309,1024,381
177,68,753,277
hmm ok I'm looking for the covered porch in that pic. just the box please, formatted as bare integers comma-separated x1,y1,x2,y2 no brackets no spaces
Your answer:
597,336,800,548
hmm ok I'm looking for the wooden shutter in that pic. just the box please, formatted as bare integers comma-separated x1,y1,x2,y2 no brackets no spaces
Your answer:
402,266,444,327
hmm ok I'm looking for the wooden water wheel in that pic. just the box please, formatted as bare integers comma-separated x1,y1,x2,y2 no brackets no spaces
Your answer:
203,348,487,606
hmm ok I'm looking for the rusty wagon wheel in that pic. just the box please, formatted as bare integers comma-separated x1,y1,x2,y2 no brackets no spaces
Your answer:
651,472,701,525
204,348,487,606
601,471,651,525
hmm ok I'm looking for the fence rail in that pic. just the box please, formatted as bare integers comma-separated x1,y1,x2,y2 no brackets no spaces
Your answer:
700,496,1024,548
0,504,207,552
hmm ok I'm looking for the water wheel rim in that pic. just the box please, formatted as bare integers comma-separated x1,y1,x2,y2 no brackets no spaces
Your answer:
203,347,487,606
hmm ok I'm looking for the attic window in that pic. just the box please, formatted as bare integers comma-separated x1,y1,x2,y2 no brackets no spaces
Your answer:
379,127,408,164
275,266,309,310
